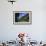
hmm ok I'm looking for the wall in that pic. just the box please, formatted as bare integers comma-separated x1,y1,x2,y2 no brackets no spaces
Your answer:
0,0,46,41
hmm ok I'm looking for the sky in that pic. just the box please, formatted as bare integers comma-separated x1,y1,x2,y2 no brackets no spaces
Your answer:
18,13,28,19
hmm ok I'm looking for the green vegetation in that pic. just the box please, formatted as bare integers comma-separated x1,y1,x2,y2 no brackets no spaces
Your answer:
18,15,29,22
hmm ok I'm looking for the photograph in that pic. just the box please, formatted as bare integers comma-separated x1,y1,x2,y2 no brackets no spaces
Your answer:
15,13,29,22
13,11,32,25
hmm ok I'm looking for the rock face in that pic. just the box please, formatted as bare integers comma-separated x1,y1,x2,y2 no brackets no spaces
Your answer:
15,13,29,22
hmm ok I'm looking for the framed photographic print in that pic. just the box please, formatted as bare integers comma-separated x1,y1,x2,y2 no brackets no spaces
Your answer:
13,11,32,25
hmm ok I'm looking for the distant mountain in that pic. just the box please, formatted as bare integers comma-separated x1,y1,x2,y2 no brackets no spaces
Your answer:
18,15,29,22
